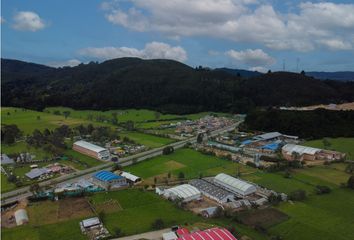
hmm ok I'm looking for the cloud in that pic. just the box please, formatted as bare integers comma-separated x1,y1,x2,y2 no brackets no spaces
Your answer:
79,41,187,62
48,59,81,68
0,16,5,24
226,49,275,66
102,0,354,51
12,11,46,31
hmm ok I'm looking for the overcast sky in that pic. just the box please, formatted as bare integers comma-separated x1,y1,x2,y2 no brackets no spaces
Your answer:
2,0,354,72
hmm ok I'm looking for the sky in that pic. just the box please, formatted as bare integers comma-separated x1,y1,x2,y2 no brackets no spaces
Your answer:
1,0,354,72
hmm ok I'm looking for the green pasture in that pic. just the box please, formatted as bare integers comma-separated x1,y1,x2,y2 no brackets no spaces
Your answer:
120,131,175,148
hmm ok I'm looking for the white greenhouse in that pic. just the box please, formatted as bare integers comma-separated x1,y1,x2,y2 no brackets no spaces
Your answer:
214,173,257,196
14,209,29,226
163,184,201,202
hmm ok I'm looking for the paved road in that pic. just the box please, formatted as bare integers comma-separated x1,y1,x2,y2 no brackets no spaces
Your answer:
1,122,240,205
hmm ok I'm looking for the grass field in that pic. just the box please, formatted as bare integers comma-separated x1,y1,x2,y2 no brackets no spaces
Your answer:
120,131,175,148
125,148,255,183
270,188,354,240
45,107,182,123
1,107,101,134
303,137,354,159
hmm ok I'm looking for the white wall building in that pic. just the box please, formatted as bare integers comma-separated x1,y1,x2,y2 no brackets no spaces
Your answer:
214,173,257,197
73,140,110,160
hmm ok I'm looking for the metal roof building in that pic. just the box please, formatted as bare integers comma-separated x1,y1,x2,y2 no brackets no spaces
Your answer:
1,154,14,164
164,184,201,202
177,227,237,240
73,140,110,160
282,144,320,155
119,171,141,183
81,217,101,228
214,173,256,196
92,170,126,189
25,168,50,179
189,179,234,203
93,170,123,182
254,132,282,141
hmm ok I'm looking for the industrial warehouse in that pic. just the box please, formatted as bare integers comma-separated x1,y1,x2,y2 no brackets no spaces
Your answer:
282,144,346,162
157,173,284,213
92,170,127,189
73,140,110,160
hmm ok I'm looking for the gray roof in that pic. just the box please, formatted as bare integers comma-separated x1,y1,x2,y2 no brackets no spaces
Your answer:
256,132,282,140
189,179,233,201
214,173,257,196
82,217,100,228
165,184,201,199
74,140,108,154
1,154,14,164
25,168,49,179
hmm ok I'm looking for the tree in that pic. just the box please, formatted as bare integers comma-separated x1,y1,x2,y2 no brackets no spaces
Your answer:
155,112,161,120
301,70,305,75
29,183,41,194
322,138,331,149
37,115,41,120
315,185,331,195
197,133,204,143
63,111,71,119
162,146,174,155
98,211,106,223
7,174,17,183
151,219,165,230
111,112,118,125
178,172,185,180
289,189,306,201
2,124,22,144
167,172,171,179
345,163,354,174
114,228,123,237
126,120,135,131
347,176,354,189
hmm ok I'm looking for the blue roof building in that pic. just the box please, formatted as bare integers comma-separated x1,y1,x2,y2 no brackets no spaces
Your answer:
94,171,123,181
92,170,126,189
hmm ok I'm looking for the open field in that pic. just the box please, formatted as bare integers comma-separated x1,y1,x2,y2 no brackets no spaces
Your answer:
62,149,103,170
46,107,231,123
125,148,255,183
270,188,354,240
1,107,102,134
303,137,354,159
120,131,175,148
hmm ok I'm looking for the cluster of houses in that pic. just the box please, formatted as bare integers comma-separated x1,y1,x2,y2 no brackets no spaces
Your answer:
156,173,285,216
107,139,146,157
174,116,235,137
203,131,346,166
25,163,74,180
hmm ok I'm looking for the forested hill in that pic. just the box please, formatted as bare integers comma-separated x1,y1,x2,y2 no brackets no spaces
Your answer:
2,58,354,114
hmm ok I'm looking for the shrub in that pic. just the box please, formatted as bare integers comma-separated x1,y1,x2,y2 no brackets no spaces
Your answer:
246,161,257,168
289,189,306,201
315,185,331,195
162,146,174,155
347,176,354,189
151,219,165,230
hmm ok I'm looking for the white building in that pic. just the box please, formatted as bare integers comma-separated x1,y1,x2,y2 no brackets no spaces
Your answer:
14,209,29,226
73,140,110,160
162,231,178,240
163,184,201,202
119,171,141,184
214,173,257,197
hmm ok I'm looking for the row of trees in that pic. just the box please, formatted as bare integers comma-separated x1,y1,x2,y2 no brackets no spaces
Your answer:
1,124,22,144
243,108,354,139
